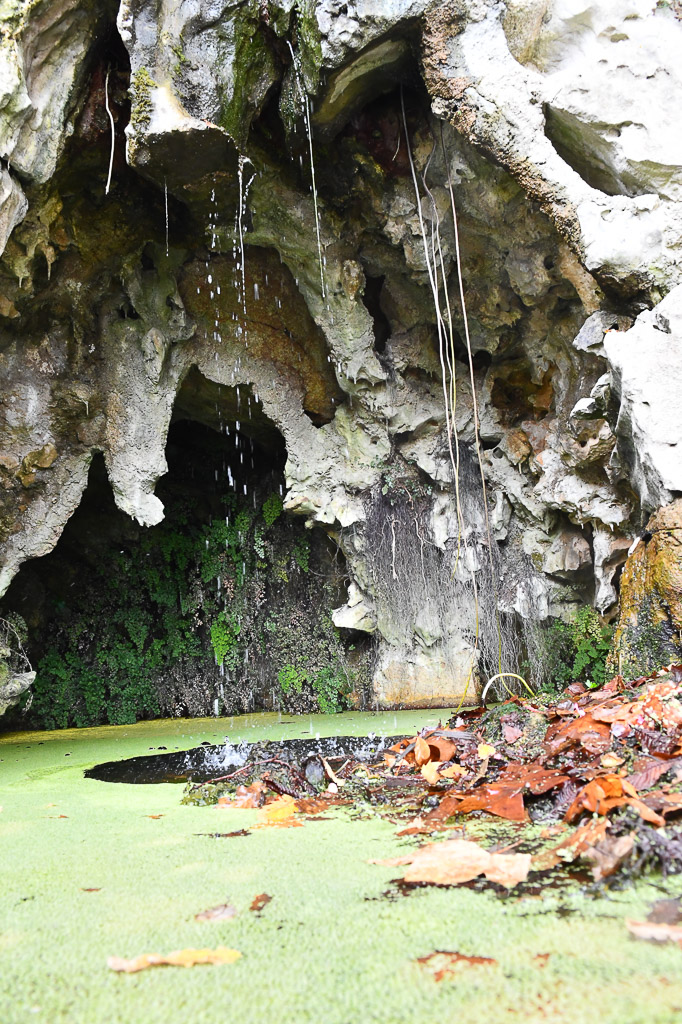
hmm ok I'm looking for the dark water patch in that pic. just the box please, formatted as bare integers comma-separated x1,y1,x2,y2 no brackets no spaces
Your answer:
85,733,405,784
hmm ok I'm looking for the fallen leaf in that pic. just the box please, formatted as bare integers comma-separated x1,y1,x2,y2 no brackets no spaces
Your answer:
107,947,241,973
648,899,682,926
626,920,682,945
497,762,570,795
627,757,678,792
454,785,527,822
217,781,267,809
600,752,625,769
81,888,101,892
195,903,237,922
583,833,635,881
417,950,497,980
532,818,608,871
420,761,443,785
147,814,164,819
439,763,466,780
374,838,531,888
477,743,497,759
260,795,296,823
533,953,551,968
544,713,611,756
250,893,272,913
565,774,644,822
503,724,523,745
427,737,457,762
414,736,432,767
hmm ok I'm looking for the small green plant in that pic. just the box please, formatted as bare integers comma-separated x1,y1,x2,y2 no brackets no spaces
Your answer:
278,663,307,694
541,606,612,693
262,493,283,527
293,536,310,573
210,613,241,670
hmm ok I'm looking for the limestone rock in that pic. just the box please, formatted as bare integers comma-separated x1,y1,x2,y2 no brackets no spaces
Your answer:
605,285,682,511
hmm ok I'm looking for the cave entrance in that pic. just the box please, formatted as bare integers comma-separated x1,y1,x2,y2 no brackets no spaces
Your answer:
2,383,354,730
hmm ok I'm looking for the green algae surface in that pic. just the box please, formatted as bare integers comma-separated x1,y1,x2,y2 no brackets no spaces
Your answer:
2,711,682,1024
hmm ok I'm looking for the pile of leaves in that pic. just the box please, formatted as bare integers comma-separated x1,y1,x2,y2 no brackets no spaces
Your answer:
185,665,682,893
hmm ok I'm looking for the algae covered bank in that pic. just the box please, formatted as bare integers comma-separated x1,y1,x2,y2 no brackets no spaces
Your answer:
2,0,682,724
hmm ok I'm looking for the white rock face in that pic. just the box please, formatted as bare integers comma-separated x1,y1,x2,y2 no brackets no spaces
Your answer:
605,285,682,511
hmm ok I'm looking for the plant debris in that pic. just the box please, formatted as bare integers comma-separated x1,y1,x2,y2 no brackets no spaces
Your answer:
180,664,682,891
416,950,497,980
107,947,241,973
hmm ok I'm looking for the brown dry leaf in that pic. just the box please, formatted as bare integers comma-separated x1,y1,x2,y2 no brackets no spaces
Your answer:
414,736,431,767
427,737,457,762
376,838,531,888
107,947,241,973
533,953,551,968
195,903,237,922
503,724,523,745
583,833,635,881
498,762,570,795
250,893,272,913
417,950,497,980
532,817,608,871
455,784,527,822
81,887,101,892
564,774,633,822
627,757,678,792
544,713,611,756
147,814,164,819
626,920,682,945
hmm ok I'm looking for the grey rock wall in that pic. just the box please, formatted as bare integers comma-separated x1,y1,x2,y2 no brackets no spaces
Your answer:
1,0,681,709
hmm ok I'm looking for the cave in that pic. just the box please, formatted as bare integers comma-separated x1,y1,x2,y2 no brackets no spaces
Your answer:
1,387,356,729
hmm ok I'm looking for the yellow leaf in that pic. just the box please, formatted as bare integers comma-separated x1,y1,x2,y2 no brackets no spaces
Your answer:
600,752,625,769
261,795,296,823
477,743,497,759
439,764,466,779
420,761,442,785
108,947,241,973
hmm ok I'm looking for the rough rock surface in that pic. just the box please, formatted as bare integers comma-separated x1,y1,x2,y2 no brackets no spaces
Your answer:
1,0,681,710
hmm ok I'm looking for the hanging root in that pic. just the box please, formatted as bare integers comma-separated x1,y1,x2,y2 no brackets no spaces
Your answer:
104,67,115,196
481,672,534,706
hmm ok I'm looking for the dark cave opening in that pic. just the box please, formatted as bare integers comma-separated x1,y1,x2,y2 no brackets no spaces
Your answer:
1,404,358,731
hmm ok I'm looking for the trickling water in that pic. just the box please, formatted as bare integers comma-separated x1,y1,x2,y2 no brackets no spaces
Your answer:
164,178,169,257
286,41,325,301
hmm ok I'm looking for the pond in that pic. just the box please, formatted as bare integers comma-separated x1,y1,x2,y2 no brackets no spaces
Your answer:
2,711,681,1024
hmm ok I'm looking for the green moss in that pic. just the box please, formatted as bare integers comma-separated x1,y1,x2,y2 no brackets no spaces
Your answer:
130,66,156,133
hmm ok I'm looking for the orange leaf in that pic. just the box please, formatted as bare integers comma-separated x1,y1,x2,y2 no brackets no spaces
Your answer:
108,947,241,973
439,763,466,780
417,950,497,981
414,736,431,767
250,893,272,913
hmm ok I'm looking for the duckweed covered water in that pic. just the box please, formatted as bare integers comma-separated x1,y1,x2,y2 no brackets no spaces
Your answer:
2,711,682,1024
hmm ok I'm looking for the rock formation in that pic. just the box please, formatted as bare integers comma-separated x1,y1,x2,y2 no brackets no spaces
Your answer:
1,0,682,715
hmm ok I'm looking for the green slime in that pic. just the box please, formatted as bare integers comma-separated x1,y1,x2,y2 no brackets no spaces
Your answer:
1,711,682,1023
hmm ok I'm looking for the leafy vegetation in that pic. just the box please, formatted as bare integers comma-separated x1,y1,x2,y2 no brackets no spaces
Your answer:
539,606,613,693
26,481,353,729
